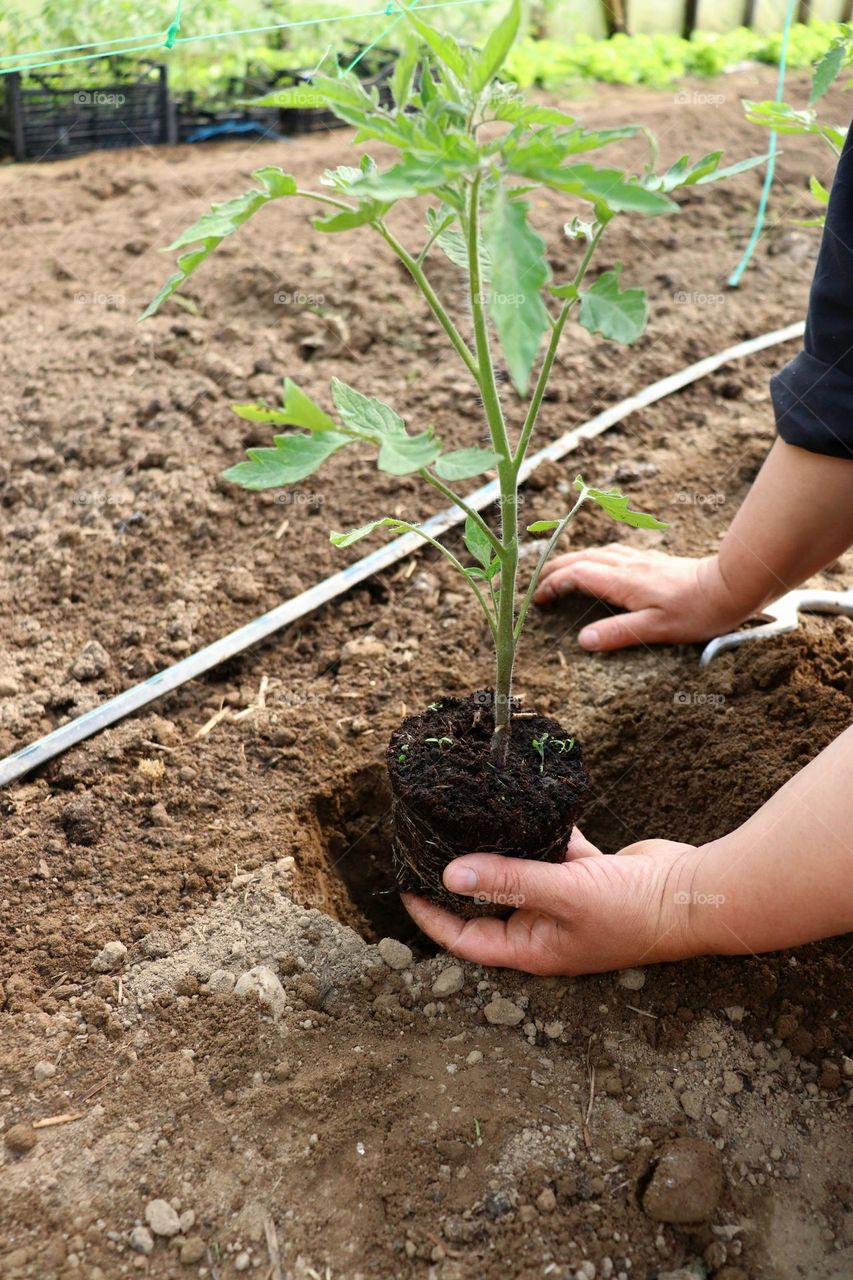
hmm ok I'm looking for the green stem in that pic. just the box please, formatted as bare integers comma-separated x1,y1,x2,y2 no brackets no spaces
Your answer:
295,189,357,212
512,221,607,471
421,470,503,558
376,222,479,380
514,488,587,643
467,173,516,754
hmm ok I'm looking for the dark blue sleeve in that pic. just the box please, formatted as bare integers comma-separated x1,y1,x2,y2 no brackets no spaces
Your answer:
770,123,853,459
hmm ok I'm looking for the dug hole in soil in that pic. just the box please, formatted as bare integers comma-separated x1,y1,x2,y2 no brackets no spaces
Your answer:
0,70,851,1280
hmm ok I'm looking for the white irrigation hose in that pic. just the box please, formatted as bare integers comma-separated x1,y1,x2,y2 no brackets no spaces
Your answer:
0,318,805,788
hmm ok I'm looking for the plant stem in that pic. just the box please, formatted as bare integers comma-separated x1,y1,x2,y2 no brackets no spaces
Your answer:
376,222,480,381
420,470,503,558
466,172,517,758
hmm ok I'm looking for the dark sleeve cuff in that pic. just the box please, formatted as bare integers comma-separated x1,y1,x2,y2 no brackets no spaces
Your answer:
770,350,853,460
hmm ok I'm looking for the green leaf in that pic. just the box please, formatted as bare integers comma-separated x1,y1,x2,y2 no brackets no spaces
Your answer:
810,174,830,205
464,515,494,569
483,191,551,395
252,73,374,119
471,0,521,91
811,39,847,103
579,264,647,345
403,9,469,81
693,154,769,186
232,380,337,433
434,446,503,480
392,35,420,108
330,379,406,439
140,167,298,320
224,432,350,490
508,157,679,216
574,475,667,530
548,283,578,300
330,518,408,548
313,203,385,233
493,101,578,128
378,431,442,476
527,519,560,532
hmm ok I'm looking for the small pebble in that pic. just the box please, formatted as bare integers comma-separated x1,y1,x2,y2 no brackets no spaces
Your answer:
4,1123,37,1154
722,1070,743,1096
378,938,413,970
432,965,464,997
618,968,646,991
129,1227,154,1256
33,1060,56,1083
91,940,127,973
536,1187,556,1214
544,1021,564,1039
484,997,524,1027
145,1199,181,1237
180,1237,206,1265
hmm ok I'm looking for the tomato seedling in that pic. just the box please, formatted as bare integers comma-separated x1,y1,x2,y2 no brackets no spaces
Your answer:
143,4,765,909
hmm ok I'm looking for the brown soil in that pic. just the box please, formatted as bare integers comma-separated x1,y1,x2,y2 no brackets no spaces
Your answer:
387,691,589,914
1,70,852,1280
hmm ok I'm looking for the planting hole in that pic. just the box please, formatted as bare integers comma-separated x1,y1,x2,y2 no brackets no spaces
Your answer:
313,764,436,955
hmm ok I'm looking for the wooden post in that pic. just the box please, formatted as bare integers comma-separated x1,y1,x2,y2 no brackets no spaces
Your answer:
742,0,758,27
683,0,700,39
602,0,628,36
797,0,812,22
843,0,853,22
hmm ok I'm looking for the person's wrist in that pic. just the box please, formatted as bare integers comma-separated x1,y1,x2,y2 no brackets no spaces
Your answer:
696,553,762,633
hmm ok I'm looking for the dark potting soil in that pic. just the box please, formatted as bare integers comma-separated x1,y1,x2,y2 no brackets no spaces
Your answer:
386,690,589,913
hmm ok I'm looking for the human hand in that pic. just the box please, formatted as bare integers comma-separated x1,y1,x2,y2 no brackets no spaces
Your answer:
533,545,745,652
402,829,704,976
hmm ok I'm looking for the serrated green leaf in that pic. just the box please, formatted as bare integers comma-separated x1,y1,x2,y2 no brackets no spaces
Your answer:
493,101,577,128
464,515,494,570
224,432,349,491
330,379,406,439
434,446,503,481
330,517,408,547
313,202,386,233
483,191,551,395
253,73,374,117
392,35,420,109
465,557,500,583
140,168,298,320
232,380,337,433
378,432,442,476
434,226,491,280
508,156,678,216
527,519,560,532
579,264,647,345
693,153,768,186
471,0,521,91
811,39,847,103
403,8,468,80
574,475,667,530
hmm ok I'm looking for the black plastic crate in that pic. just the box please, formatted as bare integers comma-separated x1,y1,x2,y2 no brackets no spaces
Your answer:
1,63,176,162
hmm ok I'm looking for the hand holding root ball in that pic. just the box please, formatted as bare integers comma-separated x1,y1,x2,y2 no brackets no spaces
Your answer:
403,829,702,976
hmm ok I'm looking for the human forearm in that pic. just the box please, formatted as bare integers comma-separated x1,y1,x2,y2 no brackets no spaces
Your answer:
714,438,853,619
688,724,853,955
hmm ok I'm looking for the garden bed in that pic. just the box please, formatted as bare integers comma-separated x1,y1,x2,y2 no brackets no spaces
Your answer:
0,70,851,1280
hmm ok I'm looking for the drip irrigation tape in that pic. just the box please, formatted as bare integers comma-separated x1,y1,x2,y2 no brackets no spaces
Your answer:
0,318,805,789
